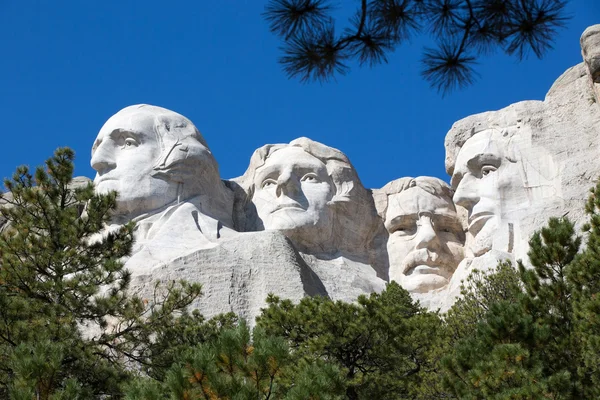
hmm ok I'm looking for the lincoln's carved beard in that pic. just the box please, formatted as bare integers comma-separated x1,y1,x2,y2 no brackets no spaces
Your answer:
465,215,500,257
461,161,526,258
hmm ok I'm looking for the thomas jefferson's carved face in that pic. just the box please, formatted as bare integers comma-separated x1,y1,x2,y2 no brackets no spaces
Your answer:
91,111,178,218
251,147,334,242
386,186,463,293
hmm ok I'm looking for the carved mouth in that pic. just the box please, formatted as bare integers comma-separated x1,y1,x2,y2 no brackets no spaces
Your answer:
272,203,304,212
468,212,495,233
405,264,442,276
400,250,455,279
95,177,116,184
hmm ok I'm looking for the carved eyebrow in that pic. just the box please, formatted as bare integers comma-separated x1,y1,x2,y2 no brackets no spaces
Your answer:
450,171,462,189
255,164,327,184
111,128,140,139
294,166,327,177
386,213,417,232
92,128,143,154
431,214,461,229
254,164,280,184
466,153,502,170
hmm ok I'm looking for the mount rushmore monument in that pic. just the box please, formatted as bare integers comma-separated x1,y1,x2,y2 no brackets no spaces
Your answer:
86,25,600,322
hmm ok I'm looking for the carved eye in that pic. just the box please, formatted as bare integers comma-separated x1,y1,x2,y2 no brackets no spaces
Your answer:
123,137,139,149
301,173,319,182
261,179,277,189
435,219,462,239
481,165,497,176
392,224,417,237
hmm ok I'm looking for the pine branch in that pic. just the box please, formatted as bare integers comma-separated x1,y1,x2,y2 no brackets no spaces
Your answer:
264,0,569,93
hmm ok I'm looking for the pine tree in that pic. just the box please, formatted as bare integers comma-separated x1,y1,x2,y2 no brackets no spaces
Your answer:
124,321,346,399
0,148,205,398
566,180,600,397
257,281,443,399
143,310,239,382
444,261,523,343
442,217,585,398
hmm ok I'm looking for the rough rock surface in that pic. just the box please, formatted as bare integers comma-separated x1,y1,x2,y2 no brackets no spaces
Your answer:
128,230,326,324
581,24,600,106
57,25,600,318
440,58,600,310
372,177,465,310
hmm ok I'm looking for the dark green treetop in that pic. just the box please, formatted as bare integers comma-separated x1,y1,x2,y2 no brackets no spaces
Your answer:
0,148,206,398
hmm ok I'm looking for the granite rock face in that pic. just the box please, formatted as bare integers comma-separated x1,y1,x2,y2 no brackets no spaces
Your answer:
76,25,600,318
441,53,600,310
128,230,326,324
90,104,237,273
582,24,600,106
373,177,465,310
231,137,388,303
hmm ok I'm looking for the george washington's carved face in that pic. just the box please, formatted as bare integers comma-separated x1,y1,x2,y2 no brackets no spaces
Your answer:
91,110,177,218
582,25,600,81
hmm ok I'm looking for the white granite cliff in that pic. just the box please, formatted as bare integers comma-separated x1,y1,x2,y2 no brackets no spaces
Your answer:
75,25,600,319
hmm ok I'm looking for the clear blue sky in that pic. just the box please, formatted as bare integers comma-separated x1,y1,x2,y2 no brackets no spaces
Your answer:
1,1,598,189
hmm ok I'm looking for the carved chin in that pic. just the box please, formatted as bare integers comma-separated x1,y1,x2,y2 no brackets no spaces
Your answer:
263,208,325,231
94,180,119,194
401,274,450,293
468,216,499,257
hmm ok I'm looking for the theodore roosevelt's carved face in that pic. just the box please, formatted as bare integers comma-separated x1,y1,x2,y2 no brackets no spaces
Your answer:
385,182,463,293
251,146,334,241
91,110,177,218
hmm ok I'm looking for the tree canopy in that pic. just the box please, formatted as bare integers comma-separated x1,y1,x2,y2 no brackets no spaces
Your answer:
0,149,226,398
2,147,600,398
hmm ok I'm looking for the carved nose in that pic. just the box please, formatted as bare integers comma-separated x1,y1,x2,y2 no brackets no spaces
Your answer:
453,176,479,212
90,143,116,175
275,170,300,197
415,217,441,251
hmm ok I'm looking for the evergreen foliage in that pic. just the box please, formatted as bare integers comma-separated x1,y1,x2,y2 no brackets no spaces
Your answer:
256,282,443,399
143,311,239,382
0,148,209,398
263,0,569,93
567,182,600,397
444,261,522,343
441,212,600,398
124,321,346,399
3,147,600,399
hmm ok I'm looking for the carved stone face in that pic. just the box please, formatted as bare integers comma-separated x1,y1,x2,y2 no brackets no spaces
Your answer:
582,25,600,81
385,186,463,293
451,129,526,256
251,146,334,243
91,110,178,218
